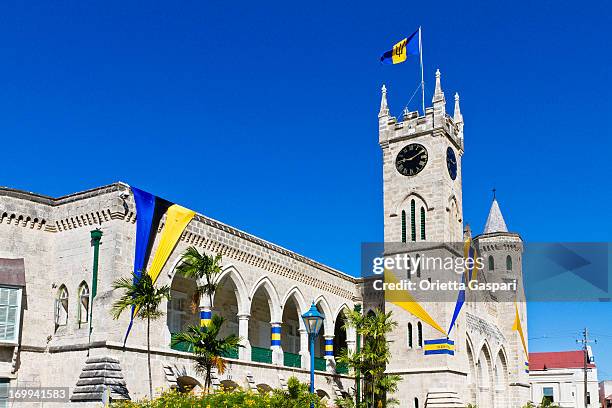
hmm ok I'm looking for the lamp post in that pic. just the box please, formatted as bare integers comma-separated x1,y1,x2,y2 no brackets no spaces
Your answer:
302,302,325,408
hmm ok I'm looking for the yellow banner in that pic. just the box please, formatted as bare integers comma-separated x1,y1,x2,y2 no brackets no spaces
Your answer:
512,302,528,358
148,204,196,285
384,269,446,336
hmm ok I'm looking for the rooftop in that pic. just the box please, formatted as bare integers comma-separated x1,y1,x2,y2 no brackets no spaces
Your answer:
529,350,595,370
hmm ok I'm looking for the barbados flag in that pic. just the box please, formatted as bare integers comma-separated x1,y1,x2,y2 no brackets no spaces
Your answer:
424,338,455,356
380,28,420,65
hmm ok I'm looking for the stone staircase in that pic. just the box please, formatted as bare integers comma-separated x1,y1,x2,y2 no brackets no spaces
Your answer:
424,389,466,408
71,356,130,402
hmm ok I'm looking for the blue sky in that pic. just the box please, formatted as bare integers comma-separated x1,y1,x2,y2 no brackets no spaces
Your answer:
1,1,611,377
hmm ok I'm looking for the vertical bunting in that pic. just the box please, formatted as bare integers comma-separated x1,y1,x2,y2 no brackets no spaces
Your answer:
324,339,334,356
147,204,196,286
200,310,212,327
271,326,281,347
123,187,172,346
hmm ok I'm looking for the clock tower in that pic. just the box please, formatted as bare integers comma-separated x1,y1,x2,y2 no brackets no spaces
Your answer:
379,69,464,243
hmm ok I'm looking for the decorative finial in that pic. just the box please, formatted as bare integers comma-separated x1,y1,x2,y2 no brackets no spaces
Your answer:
403,106,409,119
453,92,463,124
492,188,497,200
433,69,445,104
379,84,389,117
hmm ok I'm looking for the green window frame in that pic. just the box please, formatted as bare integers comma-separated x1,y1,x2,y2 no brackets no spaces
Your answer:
488,256,495,271
410,200,416,241
506,255,513,271
407,323,413,348
401,210,407,243
420,207,426,240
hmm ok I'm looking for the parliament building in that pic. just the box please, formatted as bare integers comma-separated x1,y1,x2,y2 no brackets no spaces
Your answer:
0,70,529,407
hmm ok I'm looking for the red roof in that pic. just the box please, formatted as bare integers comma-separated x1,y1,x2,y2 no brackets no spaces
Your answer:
529,351,595,370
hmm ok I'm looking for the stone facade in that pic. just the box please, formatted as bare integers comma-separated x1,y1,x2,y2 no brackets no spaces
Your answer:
0,69,530,408
0,183,358,406
377,71,530,408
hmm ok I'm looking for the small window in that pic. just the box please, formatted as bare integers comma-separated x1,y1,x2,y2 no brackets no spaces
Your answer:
420,207,426,240
506,255,513,271
77,282,90,327
488,256,495,271
543,387,554,403
410,200,416,242
417,322,423,348
0,287,22,342
54,285,69,328
401,210,407,243
407,323,413,348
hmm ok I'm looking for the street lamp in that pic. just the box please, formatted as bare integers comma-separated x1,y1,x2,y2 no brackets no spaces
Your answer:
302,302,325,408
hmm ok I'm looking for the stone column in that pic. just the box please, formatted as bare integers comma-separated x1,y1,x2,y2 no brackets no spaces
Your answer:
199,295,212,327
299,328,309,369
237,314,251,361
271,322,284,365
323,334,335,373
346,326,357,354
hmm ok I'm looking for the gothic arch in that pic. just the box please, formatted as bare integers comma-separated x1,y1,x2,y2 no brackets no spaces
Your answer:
477,340,494,408
465,333,477,404
494,347,509,408
391,192,431,217
313,295,333,335
214,264,249,315
280,286,307,316
333,303,351,323
249,276,281,322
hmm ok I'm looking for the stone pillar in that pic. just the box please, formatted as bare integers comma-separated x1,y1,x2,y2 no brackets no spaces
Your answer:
324,335,335,373
299,328,309,369
346,326,357,354
199,295,212,327
271,322,283,365
237,314,251,361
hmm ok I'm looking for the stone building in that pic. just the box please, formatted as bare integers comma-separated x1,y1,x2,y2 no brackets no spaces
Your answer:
0,69,529,407
529,350,599,407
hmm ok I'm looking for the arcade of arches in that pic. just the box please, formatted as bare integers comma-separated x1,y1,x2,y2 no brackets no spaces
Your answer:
166,270,356,374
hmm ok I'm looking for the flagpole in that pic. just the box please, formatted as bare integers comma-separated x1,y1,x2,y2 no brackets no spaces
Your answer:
418,26,425,115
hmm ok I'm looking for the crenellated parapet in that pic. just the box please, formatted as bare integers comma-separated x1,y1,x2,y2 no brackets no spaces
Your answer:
378,69,464,151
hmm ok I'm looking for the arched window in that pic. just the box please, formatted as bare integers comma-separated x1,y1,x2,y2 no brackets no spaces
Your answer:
407,323,413,348
77,282,90,327
506,255,513,271
401,210,407,243
488,256,495,271
420,207,426,240
410,200,416,241
54,285,69,327
415,397,419,408
417,322,423,348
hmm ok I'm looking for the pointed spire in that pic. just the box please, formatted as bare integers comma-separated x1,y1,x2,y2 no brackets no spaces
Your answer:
483,192,508,234
453,92,463,124
379,84,389,118
432,69,445,103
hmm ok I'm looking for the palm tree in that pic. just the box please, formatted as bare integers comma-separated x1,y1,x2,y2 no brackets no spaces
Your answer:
171,314,241,392
111,272,171,401
174,246,222,312
336,309,400,408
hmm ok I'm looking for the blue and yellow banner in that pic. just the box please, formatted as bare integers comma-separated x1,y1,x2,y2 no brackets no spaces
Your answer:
380,29,420,65
524,361,530,373
424,338,455,356
447,236,480,336
200,310,212,327
271,326,281,346
123,187,195,346
324,339,334,356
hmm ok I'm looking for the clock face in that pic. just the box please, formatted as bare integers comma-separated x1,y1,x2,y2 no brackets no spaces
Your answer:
395,143,428,176
446,146,457,180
